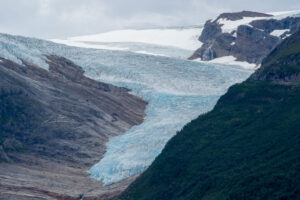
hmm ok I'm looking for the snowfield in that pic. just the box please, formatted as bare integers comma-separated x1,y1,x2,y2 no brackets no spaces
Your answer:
62,27,203,50
50,27,203,59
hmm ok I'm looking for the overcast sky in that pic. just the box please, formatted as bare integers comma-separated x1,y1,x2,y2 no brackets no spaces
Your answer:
1,0,300,39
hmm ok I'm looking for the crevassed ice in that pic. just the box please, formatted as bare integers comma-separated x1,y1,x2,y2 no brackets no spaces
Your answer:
85,60,252,184
0,32,253,185
0,33,49,69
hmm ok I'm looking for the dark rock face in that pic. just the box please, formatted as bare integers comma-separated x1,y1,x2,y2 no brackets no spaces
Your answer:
198,20,222,43
251,31,300,82
234,25,279,63
215,11,272,21
251,17,300,34
190,11,300,65
0,56,147,199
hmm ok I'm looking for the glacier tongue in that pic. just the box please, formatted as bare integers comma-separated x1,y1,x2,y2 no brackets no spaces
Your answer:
0,32,253,185
85,60,253,185
88,93,220,184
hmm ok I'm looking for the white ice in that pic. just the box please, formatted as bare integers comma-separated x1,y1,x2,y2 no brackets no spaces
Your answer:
0,34,49,70
66,27,203,50
51,27,203,59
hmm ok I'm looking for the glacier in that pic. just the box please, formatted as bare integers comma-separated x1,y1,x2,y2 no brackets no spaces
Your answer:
0,31,253,185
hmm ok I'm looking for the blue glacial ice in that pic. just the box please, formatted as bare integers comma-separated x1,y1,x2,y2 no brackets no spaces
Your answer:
0,33,253,185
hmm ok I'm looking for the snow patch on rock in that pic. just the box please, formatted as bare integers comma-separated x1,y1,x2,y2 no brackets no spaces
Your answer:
197,56,258,69
217,17,266,33
270,29,290,37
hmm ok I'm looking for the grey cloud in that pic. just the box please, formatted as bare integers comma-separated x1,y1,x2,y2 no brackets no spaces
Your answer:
0,0,299,39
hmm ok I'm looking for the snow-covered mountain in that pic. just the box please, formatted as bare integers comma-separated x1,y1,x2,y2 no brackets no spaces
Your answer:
213,10,300,34
190,10,300,66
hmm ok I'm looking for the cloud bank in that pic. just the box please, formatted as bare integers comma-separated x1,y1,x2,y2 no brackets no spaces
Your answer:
0,0,299,38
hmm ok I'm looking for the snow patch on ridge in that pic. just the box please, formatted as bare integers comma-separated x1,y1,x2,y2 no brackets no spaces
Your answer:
217,17,266,33
270,29,290,37
196,56,258,70
209,56,258,69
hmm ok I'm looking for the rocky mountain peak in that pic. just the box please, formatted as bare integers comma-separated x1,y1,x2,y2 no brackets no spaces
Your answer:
190,10,300,66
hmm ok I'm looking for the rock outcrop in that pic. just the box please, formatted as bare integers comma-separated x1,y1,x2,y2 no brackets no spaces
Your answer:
0,56,147,199
189,11,300,65
251,30,300,82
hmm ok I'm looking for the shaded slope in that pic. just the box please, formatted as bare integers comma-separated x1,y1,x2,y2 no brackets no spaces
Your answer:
120,31,300,200
0,56,146,199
